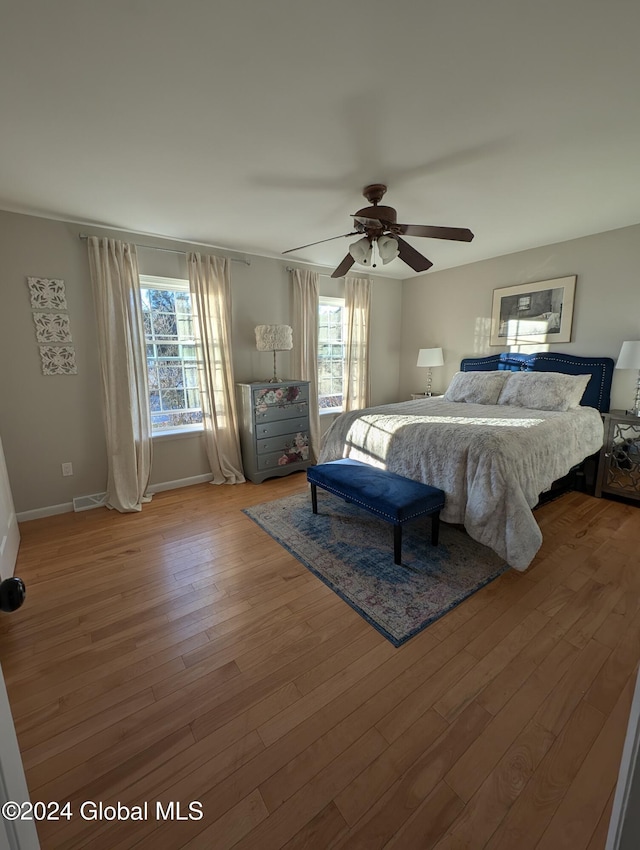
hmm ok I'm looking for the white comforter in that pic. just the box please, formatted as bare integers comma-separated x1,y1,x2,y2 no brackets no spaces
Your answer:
318,398,604,570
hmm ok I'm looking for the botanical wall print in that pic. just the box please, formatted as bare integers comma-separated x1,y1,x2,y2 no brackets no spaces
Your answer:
27,276,76,374
489,276,577,346
27,277,68,310
39,345,77,375
33,312,73,344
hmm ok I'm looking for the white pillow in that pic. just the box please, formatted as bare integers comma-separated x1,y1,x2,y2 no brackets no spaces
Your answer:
497,371,590,411
443,370,512,405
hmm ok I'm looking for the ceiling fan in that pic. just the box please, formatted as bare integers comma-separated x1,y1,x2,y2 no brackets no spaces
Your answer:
283,184,474,278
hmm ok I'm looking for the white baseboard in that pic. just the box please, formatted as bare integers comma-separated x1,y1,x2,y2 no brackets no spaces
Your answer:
17,474,215,523
17,502,74,522
147,473,214,494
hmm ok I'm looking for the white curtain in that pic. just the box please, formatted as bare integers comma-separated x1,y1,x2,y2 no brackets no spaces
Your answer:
87,237,152,512
187,253,245,484
344,275,372,411
291,268,321,463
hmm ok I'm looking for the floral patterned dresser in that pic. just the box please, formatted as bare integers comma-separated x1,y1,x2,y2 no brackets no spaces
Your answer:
236,381,311,483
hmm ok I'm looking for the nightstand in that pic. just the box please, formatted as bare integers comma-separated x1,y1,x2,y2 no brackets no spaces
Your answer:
595,409,640,502
411,393,442,400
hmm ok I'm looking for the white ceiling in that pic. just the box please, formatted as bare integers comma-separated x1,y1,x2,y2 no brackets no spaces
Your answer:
1,1,639,279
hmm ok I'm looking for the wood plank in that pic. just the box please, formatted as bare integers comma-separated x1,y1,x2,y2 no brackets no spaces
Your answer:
432,719,556,849
33,724,198,848
445,638,579,803
586,790,615,850
334,707,448,826
433,608,550,722
257,640,397,747
482,699,605,850
534,670,635,850
231,729,388,850
383,780,465,850
281,802,348,850
585,606,640,716
475,619,572,717
331,701,492,850
182,788,269,849
534,638,611,737
375,649,477,744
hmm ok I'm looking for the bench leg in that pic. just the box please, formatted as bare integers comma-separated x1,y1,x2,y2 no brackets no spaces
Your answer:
310,482,318,514
394,524,402,565
431,511,440,546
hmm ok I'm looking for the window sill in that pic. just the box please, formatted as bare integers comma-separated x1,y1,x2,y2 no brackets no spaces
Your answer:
152,427,204,442
319,408,343,416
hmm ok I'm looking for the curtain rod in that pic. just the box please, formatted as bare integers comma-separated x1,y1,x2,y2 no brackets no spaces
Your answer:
78,233,250,265
286,265,344,278
286,266,331,274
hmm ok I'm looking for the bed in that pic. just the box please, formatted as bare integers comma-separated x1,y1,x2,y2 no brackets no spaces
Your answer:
318,352,614,571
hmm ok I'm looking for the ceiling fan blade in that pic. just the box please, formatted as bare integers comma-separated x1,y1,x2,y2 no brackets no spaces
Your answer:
282,232,360,255
331,254,356,279
396,224,474,242
395,236,433,273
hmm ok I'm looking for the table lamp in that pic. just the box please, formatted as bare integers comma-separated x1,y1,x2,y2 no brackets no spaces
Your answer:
255,325,293,383
616,340,640,416
416,347,444,396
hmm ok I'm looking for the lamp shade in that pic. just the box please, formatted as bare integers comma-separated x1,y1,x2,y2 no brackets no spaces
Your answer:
255,325,293,352
616,341,640,369
377,234,399,264
416,347,444,368
349,236,372,265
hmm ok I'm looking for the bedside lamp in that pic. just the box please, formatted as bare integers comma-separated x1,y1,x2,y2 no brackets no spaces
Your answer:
255,325,293,383
616,340,640,416
416,347,444,396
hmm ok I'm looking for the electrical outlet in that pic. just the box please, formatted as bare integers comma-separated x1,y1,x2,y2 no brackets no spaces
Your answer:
61,462,73,477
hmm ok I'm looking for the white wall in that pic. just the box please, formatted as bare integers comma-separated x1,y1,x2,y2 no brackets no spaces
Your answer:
400,224,640,410
0,210,402,514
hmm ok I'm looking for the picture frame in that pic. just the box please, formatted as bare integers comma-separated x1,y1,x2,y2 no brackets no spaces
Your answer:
489,276,576,346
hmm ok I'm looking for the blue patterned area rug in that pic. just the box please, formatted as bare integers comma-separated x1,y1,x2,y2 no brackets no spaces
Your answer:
243,490,509,647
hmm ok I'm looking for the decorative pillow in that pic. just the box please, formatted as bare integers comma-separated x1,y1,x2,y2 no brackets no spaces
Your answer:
443,370,512,405
497,371,590,411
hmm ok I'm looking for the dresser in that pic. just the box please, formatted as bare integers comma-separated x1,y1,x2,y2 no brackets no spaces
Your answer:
595,410,640,502
236,381,311,483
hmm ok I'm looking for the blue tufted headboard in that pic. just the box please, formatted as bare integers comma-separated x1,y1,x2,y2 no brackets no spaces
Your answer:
460,352,614,412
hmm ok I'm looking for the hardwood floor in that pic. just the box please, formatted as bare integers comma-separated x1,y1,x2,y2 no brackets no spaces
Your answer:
2,475,639,849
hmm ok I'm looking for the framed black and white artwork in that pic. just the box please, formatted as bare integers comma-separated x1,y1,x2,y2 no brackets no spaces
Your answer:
490,276,576,346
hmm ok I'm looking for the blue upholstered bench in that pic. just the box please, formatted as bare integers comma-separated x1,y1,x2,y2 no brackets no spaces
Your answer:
307,458,445,565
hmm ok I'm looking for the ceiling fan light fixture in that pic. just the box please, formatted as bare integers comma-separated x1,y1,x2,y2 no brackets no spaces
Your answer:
285,185,473,278
349,236,372,265
377,234,399,264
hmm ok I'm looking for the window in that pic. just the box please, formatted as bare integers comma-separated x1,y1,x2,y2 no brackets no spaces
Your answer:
517,295,531,311
139,275,203,433
318,296,345,413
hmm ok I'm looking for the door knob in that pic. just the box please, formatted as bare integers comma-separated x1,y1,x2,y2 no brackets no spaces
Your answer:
0,577,26,612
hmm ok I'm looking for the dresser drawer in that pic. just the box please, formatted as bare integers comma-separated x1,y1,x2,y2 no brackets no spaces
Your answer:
256,429,309,457
255,418,309,440
253,385,309,422
252,384,309,406
255,401,308,423
257,448,309,471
